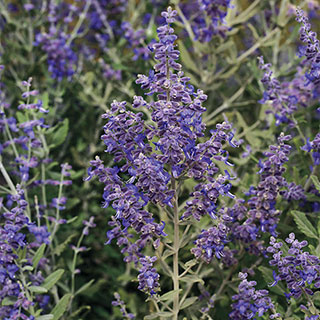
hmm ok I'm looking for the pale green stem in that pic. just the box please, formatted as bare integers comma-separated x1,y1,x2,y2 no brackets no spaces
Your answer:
49,172,64,243
204,77,253,124
180,262,203,306
0,158,17,194
66,0,92,46
69,231,85,313
172,177,180,320
304,165,318,191
41,163,47,207
34,195,41,227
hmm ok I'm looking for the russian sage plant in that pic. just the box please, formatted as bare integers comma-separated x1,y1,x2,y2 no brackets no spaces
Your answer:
0,70,95,319
87,4,320,320
1,1,320,319
87,6,250,319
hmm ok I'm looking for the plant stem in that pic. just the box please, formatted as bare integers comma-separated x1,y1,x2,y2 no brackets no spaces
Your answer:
66,0,92,46
0,158,17,194
172,177,180,319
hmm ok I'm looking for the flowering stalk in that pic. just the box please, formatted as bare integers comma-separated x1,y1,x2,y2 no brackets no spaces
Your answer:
88,6,239,318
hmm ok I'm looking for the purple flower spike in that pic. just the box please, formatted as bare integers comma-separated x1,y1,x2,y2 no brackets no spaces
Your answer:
137,256,160,295
268,234,320,299
229,272,275,319
191,223,229,263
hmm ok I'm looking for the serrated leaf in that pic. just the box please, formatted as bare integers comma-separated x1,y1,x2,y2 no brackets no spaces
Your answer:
180,297,198,310
33,244,46,269
144,312,173,319
29,286,48,294
259,266,285,296
36,315,54,320
75,279,95,296
159,289,182,302
42,269,64,290
311,175,320,192
291,210,318,239
51,293,72,320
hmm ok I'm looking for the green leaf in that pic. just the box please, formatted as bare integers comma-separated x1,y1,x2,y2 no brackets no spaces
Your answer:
159,289,182,302
41,92,49,108
33,243,46,269
291,210,318,239
67,216,79,224
22,265,34,271
42,269,64,290
47,119,69,148
180,297,198,310
29,286,48,294
51,293,72,320
75,279,95,296
180,275,204,285
144,312,173,319
313,291,320,302
184,259,197,268
311,175,320,192
277,0,289,27
70,305,91,319
16,111,27,123
53,234,76,256
2,296,17,306
162,249,174,260
259,266,285,296
36,315,54,320
177,40,198,74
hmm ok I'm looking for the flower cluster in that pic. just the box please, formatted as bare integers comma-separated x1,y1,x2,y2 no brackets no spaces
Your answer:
137,256,160,295
225,134,292,255
268,233,320,299
86,157,166,264
88,7,240,299
296,7,320,97
121,22,151,61
280,182,306,201
246,133,291,236
35,28,77,82
112,292,135,319
181,0,232,42
191,223,229,263
182,167,235,221
0,73,74,317
301,133,320,166
229,272,276,319
0,187,33,319
258,56,298,126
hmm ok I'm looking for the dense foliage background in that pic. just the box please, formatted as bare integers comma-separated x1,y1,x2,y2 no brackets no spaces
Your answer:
1,0,320,319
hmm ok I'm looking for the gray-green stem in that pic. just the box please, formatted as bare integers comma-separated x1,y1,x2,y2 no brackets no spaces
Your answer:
171,177,180,319
0,158,17,195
